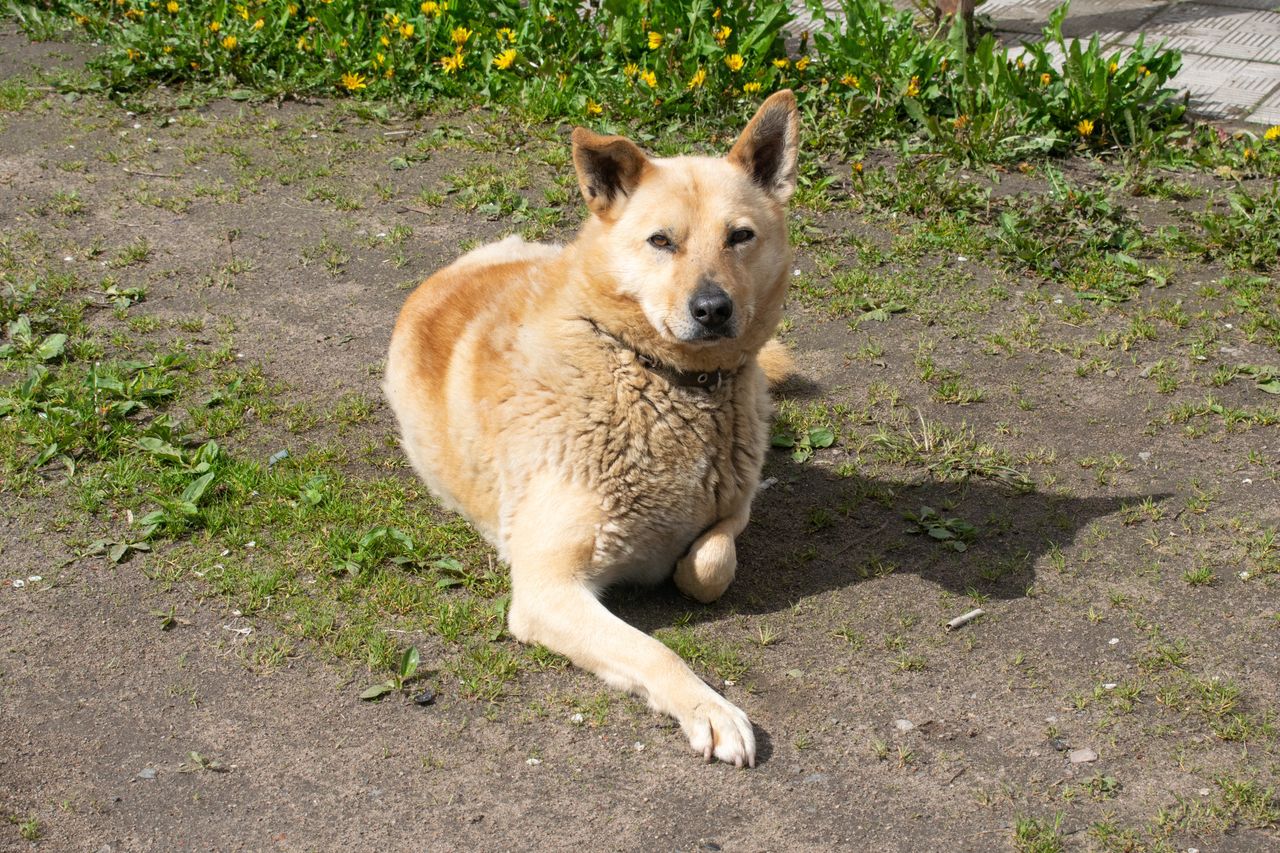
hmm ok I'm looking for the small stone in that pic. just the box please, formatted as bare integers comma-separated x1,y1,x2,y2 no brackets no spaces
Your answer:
1103,683,1117,690
633,742,644,752
12,579,24,589
803,773,829,784
413,687,436,706
27,575,41,583
894,719,915,732
137,768,158,780
1108,638,1120,646
785,669,803,679
525,757,542,766
570,713,585,725
1068,748,1098,764
1138,452,1151,463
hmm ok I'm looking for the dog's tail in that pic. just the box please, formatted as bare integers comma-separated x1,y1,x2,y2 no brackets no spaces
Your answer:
758,339,794,388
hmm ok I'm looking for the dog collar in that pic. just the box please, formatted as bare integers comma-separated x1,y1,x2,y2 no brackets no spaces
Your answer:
585,319,734,393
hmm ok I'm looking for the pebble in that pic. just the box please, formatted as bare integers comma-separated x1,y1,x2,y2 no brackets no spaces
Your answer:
137,768,158,780
1108,638,1120,646
1068,748,1098,764
570,713,585,725
525,757,542,766
894,719,915,732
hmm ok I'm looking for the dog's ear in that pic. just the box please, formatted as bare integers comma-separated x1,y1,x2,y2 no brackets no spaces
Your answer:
727,89,799,204
571,128,650,219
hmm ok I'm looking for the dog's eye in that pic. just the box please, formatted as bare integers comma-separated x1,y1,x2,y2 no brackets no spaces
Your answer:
648,233,673,250
728,228,755,247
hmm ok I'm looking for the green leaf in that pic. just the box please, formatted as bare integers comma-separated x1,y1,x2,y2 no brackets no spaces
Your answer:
808,427,835,449
181,471,216,505
359,681,395,700
770,432,796,448
109,542,129,563
35,333,67,361
398,646,420,681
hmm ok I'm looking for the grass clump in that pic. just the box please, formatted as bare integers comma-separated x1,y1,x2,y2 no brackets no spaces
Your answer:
22,0,1188,160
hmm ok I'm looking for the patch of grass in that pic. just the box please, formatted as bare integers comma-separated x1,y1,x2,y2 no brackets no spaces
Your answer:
1012,813,1064,853
656,625,748,682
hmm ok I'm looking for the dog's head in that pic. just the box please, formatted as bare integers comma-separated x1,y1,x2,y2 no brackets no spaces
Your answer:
571,91,798,369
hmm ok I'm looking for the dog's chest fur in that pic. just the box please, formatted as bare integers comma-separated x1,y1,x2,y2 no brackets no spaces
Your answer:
510,343,768,585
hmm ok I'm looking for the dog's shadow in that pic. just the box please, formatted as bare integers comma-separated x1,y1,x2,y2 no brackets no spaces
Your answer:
607,449,1162,627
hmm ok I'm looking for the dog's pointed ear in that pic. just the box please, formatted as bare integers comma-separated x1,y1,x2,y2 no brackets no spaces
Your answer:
727,89,799,204
572,128,650,219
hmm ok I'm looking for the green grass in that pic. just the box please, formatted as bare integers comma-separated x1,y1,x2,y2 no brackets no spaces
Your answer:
17,0,1194,161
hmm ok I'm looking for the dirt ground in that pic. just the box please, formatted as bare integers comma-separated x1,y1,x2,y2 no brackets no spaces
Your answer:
2,30,1278,852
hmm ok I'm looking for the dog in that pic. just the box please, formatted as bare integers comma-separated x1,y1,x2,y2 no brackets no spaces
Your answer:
384,90,798,767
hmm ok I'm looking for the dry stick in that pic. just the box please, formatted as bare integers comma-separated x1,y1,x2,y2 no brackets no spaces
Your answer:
123,168,182,179
945,608,985,631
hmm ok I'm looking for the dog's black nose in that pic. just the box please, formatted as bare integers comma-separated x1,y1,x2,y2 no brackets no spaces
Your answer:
689,286,733,331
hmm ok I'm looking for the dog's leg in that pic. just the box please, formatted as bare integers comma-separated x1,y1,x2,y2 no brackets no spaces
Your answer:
504,481,756,767
673,501,752,604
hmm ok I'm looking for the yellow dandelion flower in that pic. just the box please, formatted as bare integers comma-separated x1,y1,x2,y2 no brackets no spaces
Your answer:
296,36,308,51
372,52,383,67
1108,61,1118,74
124,8,143,19
163,45,172,54
497,28,515,43
648,31,663,50
452,26,472,46
1040,72,1051,86
340,38,348,48
441,51,465,73
687,67,706,89
126,48,141,61
586,99,603,115
1243,147,1255,160
713,6,721,19
306,16,316,23
340,71,367,91
623,62,639,78
1077,118,1095,137
209,20,220,31
165,1,177,12
773,58,789,69
725,53,744,72
953,114,969,130
795,56,809,72
400,23,414,38
1265,125,1280,142
385,67,394,79
640,69,656,87
72,13,88,24
905,76,919,97
221,35,237,49
190,61,200,69
420,1,440,16
287,3,297,14
1016,58,1025,70
852,161,863,175
493,48,516,70
743,82,761,95
380,36,389,46
841,73,859,88
387,12,400,26
714,26,731,46
235,4,247,21
253,18,264,30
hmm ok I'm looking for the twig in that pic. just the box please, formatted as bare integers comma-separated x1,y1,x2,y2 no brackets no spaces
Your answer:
123,168,182,179
398,205,436,216
945,608,986,631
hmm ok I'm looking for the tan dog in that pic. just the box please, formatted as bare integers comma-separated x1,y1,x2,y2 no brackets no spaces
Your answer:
384,91,798,767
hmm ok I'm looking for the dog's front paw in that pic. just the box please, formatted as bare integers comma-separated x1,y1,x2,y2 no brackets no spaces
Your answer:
674,533,736,604
680,690,756,768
